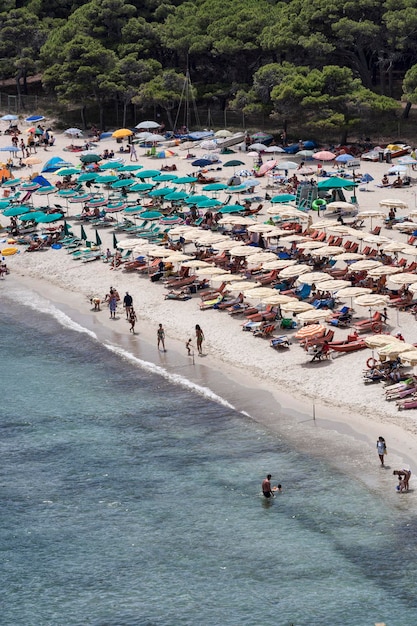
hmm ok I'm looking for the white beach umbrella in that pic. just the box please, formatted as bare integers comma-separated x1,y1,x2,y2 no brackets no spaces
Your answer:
247,223,276,233
362,234,390,245
164,252,192,263
264,227,288,237
310,245,345,256
262,259,297,270
348,260,382,271
279,264,311,278
408,282,417,294
336,252,365,261
337,286,372,298
208,240,235,251
296,271,333,285
117,239,140,250
210,273,245,283
247,252,277,263
136,120,160,129
326,201,356,211
365,334,402,349
147,248,174,258
316,279,352,291
228,281,261,292
196,266,230,275
379,199,408,209
214,129,233,138
392,222,417,232
313,219,340,229
401,245,417,256
354,294,390,307
244,287,277,300
299,240,329,250
357,210,386,219
280,234,309,244
381,241,409,253
229,245,262,257
378,342,415,359
297,309,333,323
368,265,403,277
388,272,417,285
181,259,212,268
276,160,298,170
260,293,297,305
281,301,314,314
399,350,417,366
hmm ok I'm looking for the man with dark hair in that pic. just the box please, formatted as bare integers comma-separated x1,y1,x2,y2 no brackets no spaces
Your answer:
262,474,273,499
123,291,133,319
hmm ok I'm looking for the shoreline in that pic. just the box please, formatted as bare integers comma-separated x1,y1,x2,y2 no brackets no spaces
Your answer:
10,269,417,503
2,126,417,503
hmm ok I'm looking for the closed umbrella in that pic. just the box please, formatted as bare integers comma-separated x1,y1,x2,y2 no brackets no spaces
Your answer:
95,230,102,246
80,225,87,241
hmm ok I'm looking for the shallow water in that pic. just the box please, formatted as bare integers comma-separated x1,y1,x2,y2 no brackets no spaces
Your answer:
1,288,417,626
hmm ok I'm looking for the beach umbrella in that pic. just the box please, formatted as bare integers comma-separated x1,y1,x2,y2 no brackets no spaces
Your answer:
335,154,354,163
36,185,57,195
214,129,233,138
217,204,246,214
279,264,311,278
223,159,245,169
117,239,140,250
95,174,119,184
379,199,408,209
175,176,198,184
316,279,352,291
311,245,346,256
152,173,178,182
139,210,163,219
365,335,401,349
354,294,389,308
276,161,298,171
86,198,107,208
378,342,415,359
57,189,78,198
25,115,44,123
264,146,286,154
226,280,260,293
296,271,333,285
36,213,64,223
165,252,194,263
294,323,326,338
112,128,133,138
298,240,327,250
112,233,118,249
313,150,336,161
3,205,32,217
95,230,102,246
1,114,18,121
259,293,297,306
130,183,155,192
244,286,277,301
257,160,277,176
249,143,268,151
297,309,333,323
80,153,101,163
368,265,403,277
100,161,123,171
148,187,175,197
77,172,98,182
317,177,358,190
63,221,72,236
136,169,160,178
348,260,382,272
399,350,417,366
111,179,135,189
360,173,374,185
229,245,262,257
271,194,296,203
203,183,229,191
22,156,42,166
387,165,407,174
164,191,188,201
389,272,417,285
409,282,417,294
0,145,20,154
136,120,160,129
123,205,143,214
118,164,143,172
262,260,298,271
325,201,356,212
80,225,87,241
106,202,127,213
281,301,314,314
228,184,247,193
381,241,408,253
19,211,45,221
2,177,21,187
64,128,83,136
247,224,276,234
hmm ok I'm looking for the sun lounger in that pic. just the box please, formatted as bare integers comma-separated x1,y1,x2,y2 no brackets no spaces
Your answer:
253,323,276,338
270,336,291,349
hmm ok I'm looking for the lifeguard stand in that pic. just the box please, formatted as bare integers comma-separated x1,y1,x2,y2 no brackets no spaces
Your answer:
295,183,317,210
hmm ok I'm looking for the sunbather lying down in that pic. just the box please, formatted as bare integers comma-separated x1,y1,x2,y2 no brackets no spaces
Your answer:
165,289,191,301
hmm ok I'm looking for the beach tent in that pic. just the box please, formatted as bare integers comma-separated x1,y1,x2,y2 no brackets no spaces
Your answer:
42,157,73,173
32,175,52,187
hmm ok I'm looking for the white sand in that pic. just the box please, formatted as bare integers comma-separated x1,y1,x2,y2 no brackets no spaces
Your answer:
2,124,417,486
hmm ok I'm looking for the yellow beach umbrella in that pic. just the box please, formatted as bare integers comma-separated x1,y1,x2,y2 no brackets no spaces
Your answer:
112,128,133,138
365,335,402,349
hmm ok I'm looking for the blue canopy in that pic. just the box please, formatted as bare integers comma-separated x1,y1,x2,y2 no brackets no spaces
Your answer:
42,157,73,173
32,175,52,187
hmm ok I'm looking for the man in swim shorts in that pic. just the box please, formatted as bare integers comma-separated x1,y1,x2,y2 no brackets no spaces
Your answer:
262,474,273,498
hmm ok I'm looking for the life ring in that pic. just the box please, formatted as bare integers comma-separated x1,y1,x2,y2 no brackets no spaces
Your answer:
372,322,383,333
312,198,326,211
1,247,18,256
367,357,378,369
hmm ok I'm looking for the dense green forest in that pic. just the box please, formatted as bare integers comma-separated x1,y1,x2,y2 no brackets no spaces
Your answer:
2,0,417,139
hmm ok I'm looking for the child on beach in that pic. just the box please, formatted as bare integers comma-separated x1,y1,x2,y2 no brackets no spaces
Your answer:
186,338,193,356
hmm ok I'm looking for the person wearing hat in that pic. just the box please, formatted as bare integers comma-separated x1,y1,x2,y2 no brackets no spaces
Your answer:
123,291,133,319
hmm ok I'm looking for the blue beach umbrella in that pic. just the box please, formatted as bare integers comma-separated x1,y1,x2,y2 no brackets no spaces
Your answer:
123,205,143,214
95,175,119,185
0,146,20,154
335,154,354,164
57,189,78,197
3,205,32,217
175,176,198,184
271,194,296,203
130,183,155,192
217,204,246,214
19,211,45,221
164,191,188,201
139,210,163,219
2,178,21,186
184,195,209,204
56,168,80,176
148,187,176,197
1,114,18,121
111,179,135,189
36,213,64,223
118,164,143,172
194,198,222,208
191,158,213,167
100,161,123,171
202,183,228,191
77,172,98,182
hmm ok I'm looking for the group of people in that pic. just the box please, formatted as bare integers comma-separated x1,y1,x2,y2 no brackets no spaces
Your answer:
377,436,411,492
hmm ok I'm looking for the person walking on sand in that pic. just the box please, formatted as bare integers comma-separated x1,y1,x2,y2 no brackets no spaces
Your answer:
109,291,118,319
377,436,387,466
157,323,166,351
129,307,137,333
123,291,133,319
262,474,273,499
195,324,204,355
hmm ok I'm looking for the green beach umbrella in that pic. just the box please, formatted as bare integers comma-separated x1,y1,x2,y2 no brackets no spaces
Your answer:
80,224,87,240
148,187,176,197
202,183,228,191
78,172,98,182
79,153,101,163
3,205,33,217
111,179,135,189
175,176,198,184
223,160,245,167
95,230,102,246
152,173,179,182
228,184,247,193
36,213,64,223
164,191,188,201
139,210,163,219
195,198,222,208
135,169,160,178
271,194,296,203
95,175,119,184
130,183,155,192
317,177,358,190
37,185,58,195
0,200,11,209
2,178,21,187
19,211,45,221
63,221,72,236
57,189,78,197
118,164,143,172
123,205,143,214
56,168,80,176
217,204,246,213
185,195,209,204
99,161,123,171
112,233,118,249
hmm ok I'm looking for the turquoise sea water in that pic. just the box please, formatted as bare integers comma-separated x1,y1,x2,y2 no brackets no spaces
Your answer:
1,287,417,626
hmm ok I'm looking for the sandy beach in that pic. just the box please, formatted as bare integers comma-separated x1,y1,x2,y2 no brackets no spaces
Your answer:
2,123,417,491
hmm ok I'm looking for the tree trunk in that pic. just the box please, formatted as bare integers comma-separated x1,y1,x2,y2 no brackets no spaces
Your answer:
402,102,412,120
122,101,128,127
80,105,87,129
165,108,174,131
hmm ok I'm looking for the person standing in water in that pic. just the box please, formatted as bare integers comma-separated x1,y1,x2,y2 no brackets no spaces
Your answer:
157,323,166,351
376,436,387,466
262,474,273,499
195,324,204,355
